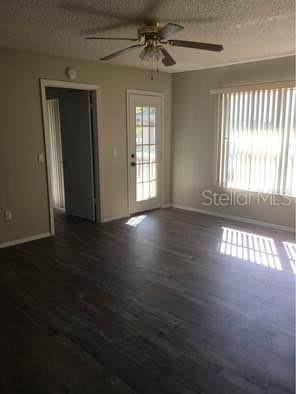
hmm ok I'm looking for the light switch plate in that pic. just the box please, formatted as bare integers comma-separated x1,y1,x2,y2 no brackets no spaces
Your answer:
38,152,45,164
4,209,12,222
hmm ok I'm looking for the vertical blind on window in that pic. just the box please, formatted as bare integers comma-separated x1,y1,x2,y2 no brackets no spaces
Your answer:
47,99,65,209
218,86,296,196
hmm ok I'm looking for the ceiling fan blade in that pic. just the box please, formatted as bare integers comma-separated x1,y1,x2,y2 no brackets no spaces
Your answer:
61,1,162,34
161,16,218,24
159,23,184,40
60,2,139,23
86,37,138,41
169,40,223,52
100,44,144,61
160,48,176,66
82,22,138,35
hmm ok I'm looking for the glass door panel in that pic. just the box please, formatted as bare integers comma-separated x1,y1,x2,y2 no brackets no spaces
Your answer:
135,105,158,202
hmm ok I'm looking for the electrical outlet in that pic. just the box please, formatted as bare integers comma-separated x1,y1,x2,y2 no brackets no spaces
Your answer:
4,209,13,222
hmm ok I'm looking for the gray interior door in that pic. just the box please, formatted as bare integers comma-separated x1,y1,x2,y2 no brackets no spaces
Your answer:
59,90,96,221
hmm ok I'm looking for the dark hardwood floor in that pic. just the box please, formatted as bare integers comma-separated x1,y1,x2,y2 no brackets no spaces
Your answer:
0,208,295,394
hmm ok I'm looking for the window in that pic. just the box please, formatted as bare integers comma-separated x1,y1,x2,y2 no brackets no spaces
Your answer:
218,86,295,196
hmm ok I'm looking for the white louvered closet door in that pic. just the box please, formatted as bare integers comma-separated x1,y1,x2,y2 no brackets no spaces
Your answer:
218,87,296,196
47,99,65,209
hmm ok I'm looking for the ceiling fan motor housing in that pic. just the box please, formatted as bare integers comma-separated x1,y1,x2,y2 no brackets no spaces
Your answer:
137,24,161,42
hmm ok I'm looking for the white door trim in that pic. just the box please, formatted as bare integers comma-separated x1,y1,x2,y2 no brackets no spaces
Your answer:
126,89,165,214
40,79,104,235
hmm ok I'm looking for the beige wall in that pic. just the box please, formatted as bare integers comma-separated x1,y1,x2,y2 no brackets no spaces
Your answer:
1,47,294,245
172,56,295,229
0,46,172,244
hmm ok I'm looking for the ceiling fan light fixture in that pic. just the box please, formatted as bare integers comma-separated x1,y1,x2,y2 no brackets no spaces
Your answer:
139,44,163,62
139,44,164,80
139,46,147,60
86,21,223,73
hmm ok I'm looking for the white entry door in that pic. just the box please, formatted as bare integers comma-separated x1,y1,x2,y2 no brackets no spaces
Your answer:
127,92,163,214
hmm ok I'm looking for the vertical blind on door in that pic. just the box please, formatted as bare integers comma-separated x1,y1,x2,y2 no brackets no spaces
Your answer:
47,99,65,209
218,86,296,196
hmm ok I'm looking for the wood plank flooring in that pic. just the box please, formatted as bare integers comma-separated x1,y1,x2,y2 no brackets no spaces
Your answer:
0,208,295,393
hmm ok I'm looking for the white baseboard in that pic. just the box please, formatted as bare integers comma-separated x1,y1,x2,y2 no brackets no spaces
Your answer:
0,232,52,249
102,205,172,222
161,203,172,208
172,204,295,233
102,214,129,223
1,207,292,249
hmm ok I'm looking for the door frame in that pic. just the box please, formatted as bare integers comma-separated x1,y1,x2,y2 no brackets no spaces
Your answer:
40,79,104,235
126,89,165,214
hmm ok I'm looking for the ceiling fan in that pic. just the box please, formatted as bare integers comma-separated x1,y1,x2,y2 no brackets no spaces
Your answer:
85,22,223,66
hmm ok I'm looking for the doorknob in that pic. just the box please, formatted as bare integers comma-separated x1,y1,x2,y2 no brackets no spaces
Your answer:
131,162,136,166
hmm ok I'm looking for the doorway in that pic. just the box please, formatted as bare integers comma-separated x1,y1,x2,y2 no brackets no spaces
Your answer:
41,80,102,235
127,91,164,214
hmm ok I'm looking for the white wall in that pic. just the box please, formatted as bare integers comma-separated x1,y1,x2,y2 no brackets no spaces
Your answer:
172,56,295,229
0,46,172,244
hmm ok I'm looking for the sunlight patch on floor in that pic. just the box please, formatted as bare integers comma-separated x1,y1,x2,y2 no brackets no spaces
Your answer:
219,227,282,271
126,215,147,227
283,242,296,274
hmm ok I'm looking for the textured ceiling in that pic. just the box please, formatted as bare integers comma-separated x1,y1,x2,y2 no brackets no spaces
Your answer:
0,0,295,72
